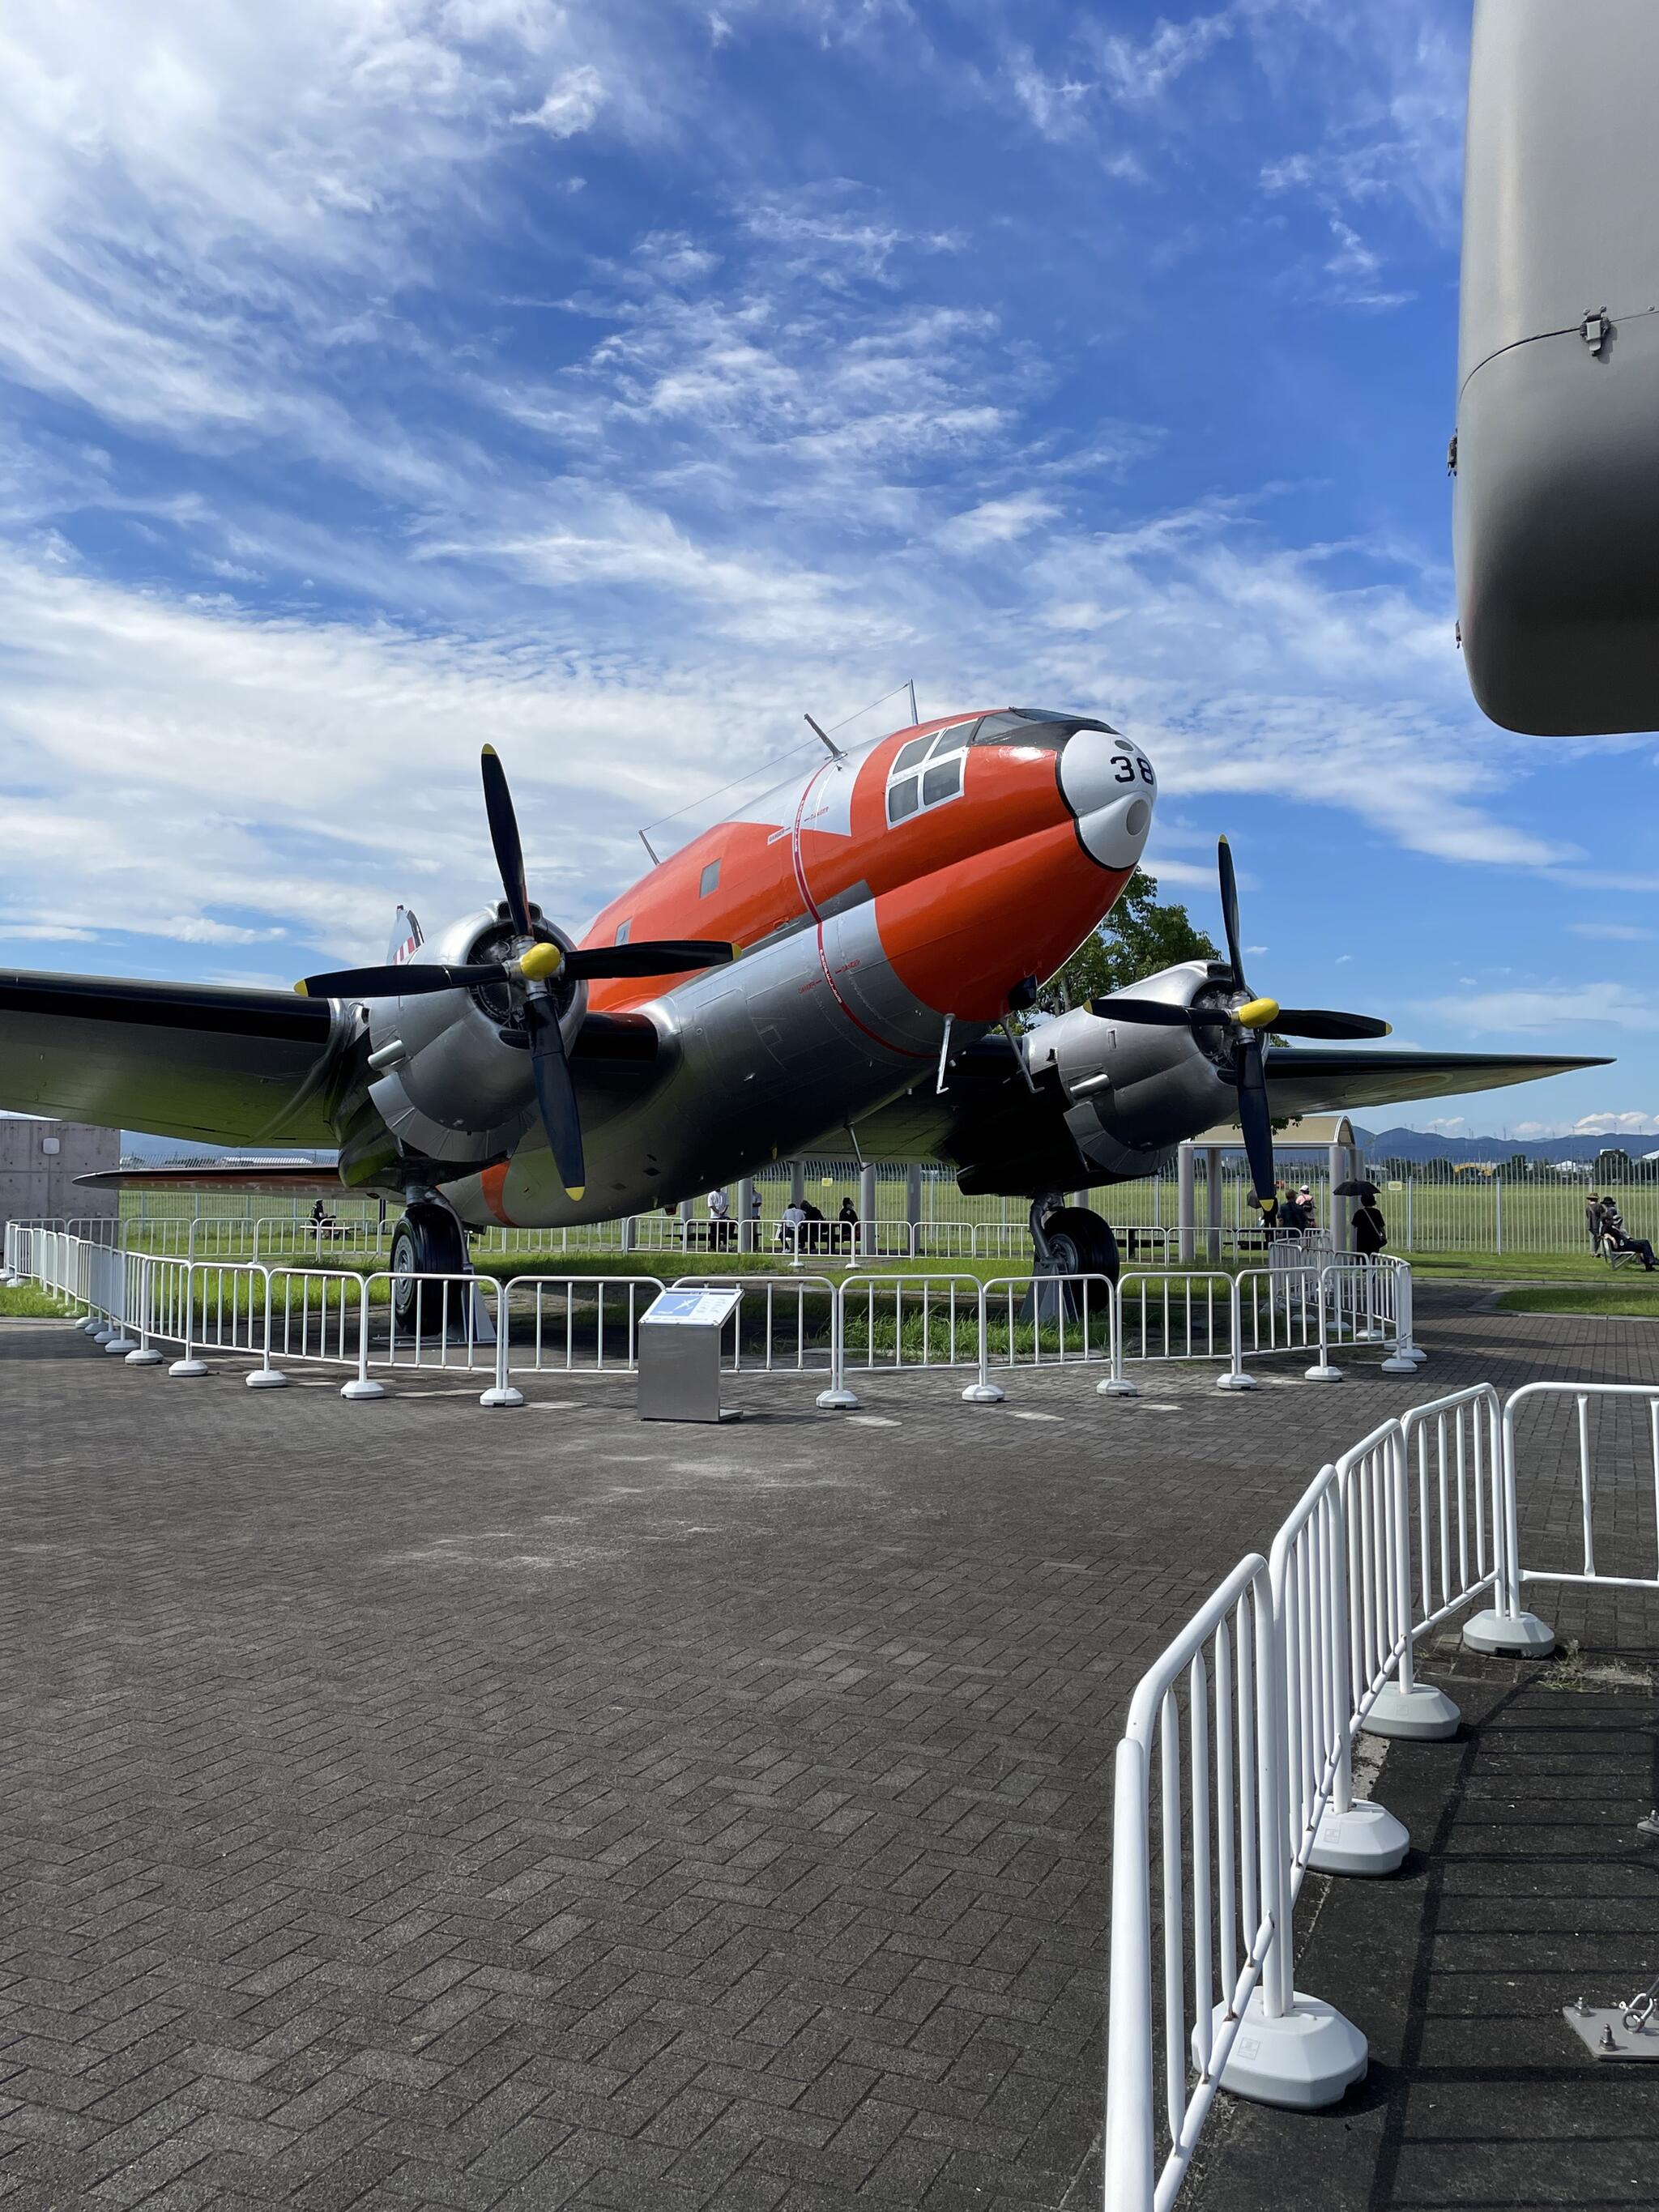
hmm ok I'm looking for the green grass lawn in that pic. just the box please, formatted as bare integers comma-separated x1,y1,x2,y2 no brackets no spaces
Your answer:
0,1282,79,1317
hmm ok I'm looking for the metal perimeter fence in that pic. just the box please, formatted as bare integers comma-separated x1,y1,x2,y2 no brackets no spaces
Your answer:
100,1152,1659,1257
3,1225,1418,1404
1104,1378,1656,2211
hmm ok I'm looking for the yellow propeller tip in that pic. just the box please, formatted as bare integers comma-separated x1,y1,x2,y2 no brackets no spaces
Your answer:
293,981,309,996
565,1186,585,1203
481,742,497,757
1383,1022,1392,1037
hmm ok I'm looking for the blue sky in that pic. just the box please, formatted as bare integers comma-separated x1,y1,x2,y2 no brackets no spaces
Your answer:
0,0,1653,1140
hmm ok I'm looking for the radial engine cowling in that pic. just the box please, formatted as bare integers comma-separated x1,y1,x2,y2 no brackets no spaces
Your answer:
1030,961,1235,1178
362,906,586,1166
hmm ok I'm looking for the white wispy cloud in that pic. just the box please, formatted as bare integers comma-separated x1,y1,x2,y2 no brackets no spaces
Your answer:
1415,982,1659,1036
513,64,606,137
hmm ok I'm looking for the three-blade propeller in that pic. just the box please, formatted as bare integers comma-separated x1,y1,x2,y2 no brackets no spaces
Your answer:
1090,836,1391,1217
296,746,734,1200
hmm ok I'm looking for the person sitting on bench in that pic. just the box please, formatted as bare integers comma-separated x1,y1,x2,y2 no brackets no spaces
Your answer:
1597,1195,1657,1271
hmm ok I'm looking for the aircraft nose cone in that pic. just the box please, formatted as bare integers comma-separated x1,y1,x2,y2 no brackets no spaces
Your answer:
1059,729,1157,869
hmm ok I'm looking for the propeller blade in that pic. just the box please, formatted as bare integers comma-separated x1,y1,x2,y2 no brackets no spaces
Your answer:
480,744,533,940
1234,1037,1277,1215
1216,835,1247,993
523,991,585,1197
1090,995,1232,1027
565,940,736,982
1272,1008,1393,1042
296,961,505,999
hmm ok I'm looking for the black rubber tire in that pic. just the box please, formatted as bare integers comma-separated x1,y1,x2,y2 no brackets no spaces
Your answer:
1040,1206,1120,1285
391,1204,467,1326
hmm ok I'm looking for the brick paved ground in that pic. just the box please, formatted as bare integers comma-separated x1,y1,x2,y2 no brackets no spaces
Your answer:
1186,1649,1659,2212
0,1284,1655,2210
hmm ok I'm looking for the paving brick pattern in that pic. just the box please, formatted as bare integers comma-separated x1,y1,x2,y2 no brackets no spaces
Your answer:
0,1286,1653,2209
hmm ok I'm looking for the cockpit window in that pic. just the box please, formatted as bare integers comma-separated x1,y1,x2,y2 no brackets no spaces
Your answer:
887,721,973,827
971,710,1118,749
614,918,632,944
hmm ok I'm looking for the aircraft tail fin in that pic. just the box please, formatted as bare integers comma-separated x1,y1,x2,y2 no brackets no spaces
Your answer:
386,906,424,965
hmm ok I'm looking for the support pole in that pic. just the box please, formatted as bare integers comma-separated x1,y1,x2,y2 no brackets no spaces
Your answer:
858,1162,876,1261
1205,1147,1222,1268
905,1162,922,1248
1178,1144,1196,1266
737,1177,756,1255
1329,1141,1350,1255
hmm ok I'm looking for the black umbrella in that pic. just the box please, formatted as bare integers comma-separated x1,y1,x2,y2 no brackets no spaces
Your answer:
1333,1178,1380,1200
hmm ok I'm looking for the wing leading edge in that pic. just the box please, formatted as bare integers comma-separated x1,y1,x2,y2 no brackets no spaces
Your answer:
0,971,341,1146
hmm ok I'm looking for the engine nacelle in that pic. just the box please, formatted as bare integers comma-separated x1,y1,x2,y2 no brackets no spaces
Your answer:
362,906,586,1167
1027,961,1235,1178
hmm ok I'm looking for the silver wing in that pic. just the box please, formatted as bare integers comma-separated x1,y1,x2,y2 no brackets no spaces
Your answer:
0,971,342,1146
1259,1046,1612,1119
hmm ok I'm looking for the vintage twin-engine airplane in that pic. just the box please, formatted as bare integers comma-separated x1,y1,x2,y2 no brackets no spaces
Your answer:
0,705,1603,1281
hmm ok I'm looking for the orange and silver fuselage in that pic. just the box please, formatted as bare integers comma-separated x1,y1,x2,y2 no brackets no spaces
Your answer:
446,707,1156,1227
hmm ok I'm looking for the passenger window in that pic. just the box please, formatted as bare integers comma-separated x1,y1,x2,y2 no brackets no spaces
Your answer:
614,918,631,944
699,860,720,897
921,758,961,807
888,777,919,823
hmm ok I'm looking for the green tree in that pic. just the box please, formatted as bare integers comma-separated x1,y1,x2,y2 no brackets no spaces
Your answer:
1595,1146,1634,1185
1496,1151,1533,1182
1031,868,1220,1019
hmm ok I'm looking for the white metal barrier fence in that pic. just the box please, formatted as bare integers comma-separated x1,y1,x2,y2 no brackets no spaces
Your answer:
1104,1379,1651,2212
7,1230,1420,1402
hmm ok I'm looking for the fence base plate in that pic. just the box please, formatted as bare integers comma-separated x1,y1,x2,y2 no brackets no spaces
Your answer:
817,1387,863,1409
1097,1378,1138,1397
343,1378,390,1401
1307,1797,1410,1876
1563,2003,1659,2060
1215,1371,1258,1392
245,1369,288,1390
1462,1606,1555,1656
1303,1362,1344,1383
1363,1680,1461,1740
103,1337,138,1355
123,1348,163,1366
1379,1353,1417,1375
168,1359,208,1379
1202,1987,1367,2110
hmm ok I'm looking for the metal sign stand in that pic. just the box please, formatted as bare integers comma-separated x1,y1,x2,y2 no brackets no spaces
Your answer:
638,1286,744,1423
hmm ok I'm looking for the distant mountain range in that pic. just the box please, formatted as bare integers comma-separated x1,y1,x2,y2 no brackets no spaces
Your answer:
1358,1126,1658,1165
118,1126,1657,1174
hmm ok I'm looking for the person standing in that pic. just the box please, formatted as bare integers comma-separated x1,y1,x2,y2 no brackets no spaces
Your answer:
1585,1190,1604,1252
706,1185,731,1251
838,1195,859,1255
1353,1193,1388,1257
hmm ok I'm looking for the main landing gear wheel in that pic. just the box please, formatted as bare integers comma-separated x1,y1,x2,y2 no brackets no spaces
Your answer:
391,1204,467,1326
1040,1207,1120,1285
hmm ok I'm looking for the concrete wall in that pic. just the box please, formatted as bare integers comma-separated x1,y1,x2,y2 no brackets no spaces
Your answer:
0,1119,121,1233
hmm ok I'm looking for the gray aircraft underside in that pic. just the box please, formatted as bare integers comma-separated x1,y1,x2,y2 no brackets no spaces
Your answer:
0,953,1604,1225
